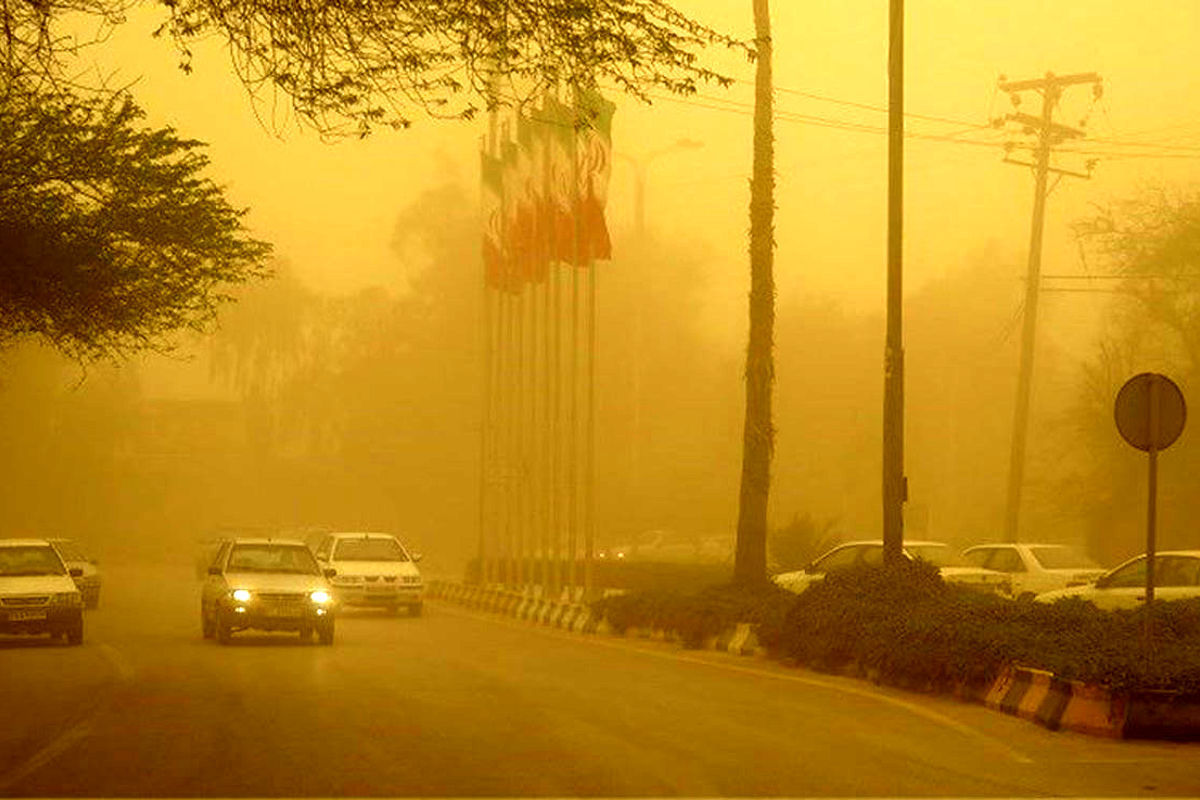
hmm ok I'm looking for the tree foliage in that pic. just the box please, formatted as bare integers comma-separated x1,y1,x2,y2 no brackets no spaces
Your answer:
1060,187,1200,563
158,0,749,135
0,84,271,359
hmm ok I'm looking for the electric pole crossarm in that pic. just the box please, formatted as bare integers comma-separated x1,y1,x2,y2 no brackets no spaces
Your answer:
1002,157,1093,179
1004,112,1086,138
999,72,1101,92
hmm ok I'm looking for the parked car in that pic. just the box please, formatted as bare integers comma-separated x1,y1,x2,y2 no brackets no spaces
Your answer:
1035,550,1200,610
313,532,424,616
48,538,101,609
200,538,336,644
0,538,84,645
771,540,1010,595
598,530,732,564
962,543,1106,600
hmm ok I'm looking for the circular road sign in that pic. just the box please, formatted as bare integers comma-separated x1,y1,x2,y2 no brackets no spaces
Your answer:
1114,373,1186,452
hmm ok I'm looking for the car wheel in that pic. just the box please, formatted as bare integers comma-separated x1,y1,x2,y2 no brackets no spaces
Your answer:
86,593,99,610
317,622,335,645
201,603,215,638
216,612,233,645
298,626,313,642
409,603,423,617
66,621,83,646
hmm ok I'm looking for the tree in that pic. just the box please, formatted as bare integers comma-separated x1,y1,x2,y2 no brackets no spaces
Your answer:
1056,187,1200,563
0,84,272,359
732,0,774,586
9,1,747,137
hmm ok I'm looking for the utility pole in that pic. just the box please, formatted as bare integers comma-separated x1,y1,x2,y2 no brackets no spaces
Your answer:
882,0,905,566
1000,71,1100,543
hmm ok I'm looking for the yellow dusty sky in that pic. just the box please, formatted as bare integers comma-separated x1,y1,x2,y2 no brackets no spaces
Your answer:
84,1,1200,339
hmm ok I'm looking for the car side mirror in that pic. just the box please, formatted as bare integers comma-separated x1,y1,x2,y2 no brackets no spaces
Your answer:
69,567,83,578
803,563,817,575
207,566,222,576
412,552,423,563
323,567,337,579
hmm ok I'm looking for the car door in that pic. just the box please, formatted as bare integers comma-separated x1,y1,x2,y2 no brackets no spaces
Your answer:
1086,556,1150,610
202,541,232,613
1151,556,1200,604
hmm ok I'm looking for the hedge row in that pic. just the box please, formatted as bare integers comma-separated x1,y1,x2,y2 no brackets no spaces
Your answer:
592,560,1200,695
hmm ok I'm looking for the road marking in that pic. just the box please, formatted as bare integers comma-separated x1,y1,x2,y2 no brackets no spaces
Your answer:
439,602,1035,764
0,641,132,792
0,719,93,793
99,643,135,682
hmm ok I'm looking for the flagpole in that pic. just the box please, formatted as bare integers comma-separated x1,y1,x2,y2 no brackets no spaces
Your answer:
477,135,491,587
584,256,596,602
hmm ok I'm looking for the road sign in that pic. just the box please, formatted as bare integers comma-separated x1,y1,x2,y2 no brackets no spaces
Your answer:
1114,373,1186,452
1113,372,1187,627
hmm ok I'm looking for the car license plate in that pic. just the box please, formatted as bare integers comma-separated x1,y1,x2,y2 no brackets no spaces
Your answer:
264,607,299,618
9,609,48,621
367,586,394,593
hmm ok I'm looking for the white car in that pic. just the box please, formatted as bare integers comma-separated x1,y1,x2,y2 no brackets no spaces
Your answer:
0,538,84,645
771,540,1010,595
962,543,1106,600
1035,550,1200,610
314,532,424,616
201,538,337,644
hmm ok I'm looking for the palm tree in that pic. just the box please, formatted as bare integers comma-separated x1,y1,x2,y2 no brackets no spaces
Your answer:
733,0,775,586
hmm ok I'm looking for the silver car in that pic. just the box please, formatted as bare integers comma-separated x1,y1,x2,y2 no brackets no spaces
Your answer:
772,540,1010,596
1035,551,1200,610
48,538,102,609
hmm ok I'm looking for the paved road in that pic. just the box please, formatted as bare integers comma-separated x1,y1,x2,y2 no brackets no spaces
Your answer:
3,562,1200,797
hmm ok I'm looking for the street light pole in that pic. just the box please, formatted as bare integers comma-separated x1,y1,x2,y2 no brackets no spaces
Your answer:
616,139,704,238
613,138,703,519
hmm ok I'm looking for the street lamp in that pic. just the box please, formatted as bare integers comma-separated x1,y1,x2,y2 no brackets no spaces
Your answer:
612,138,703,514
616,138,704,237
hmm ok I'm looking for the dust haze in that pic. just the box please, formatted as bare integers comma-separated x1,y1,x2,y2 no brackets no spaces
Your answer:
3,1,1200,579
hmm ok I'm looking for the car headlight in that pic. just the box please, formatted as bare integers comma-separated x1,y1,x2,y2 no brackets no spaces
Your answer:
52,592,82,606
231,589,252,602
310,590,331,604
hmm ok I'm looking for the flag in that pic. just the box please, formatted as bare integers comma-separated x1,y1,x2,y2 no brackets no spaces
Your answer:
573,87,616,264
539,95,579,265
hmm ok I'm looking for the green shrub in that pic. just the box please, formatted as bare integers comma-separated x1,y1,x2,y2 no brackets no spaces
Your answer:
595,562,1200,695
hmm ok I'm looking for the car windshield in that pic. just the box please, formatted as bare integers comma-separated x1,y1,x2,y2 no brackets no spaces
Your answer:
226,544,320,574
905,544,968,568
0,545,67,576
333,537,409,562
1028,546,1100,570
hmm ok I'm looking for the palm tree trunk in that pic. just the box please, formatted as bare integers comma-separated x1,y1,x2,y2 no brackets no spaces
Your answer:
733,0,775,586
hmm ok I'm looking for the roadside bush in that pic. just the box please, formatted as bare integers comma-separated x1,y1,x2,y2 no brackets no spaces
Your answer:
592,581,795,648
593,562,1200,695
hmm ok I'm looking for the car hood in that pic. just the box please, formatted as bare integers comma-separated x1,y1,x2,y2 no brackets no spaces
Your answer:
1045,567,1107,584
0,574,78,595
328,561,421,579
1034,584,1092,603
939,566,1008,584
223,572,330,593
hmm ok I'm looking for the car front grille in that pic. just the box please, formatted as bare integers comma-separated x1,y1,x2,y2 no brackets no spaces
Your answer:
255,593,308,609
2,596,50,606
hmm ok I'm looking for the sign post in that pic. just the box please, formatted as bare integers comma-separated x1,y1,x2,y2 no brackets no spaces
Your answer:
1114,373,1186,648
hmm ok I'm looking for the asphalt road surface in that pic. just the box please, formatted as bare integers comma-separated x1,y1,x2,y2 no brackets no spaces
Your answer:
3,562,1200,797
